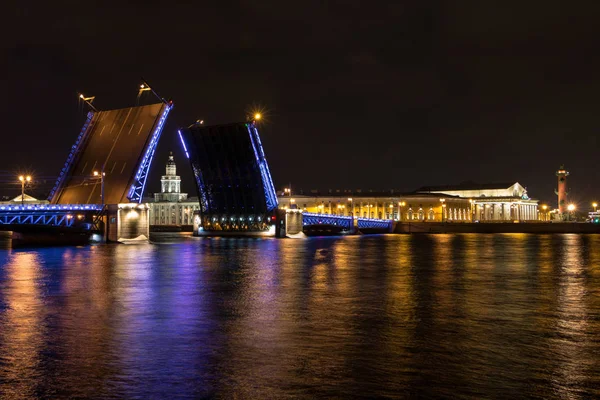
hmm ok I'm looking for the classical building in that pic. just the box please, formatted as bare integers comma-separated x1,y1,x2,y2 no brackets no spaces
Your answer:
278,181,540,222
416,182,539,221
278,192,473,222
154,152,188,202
148,153,200,226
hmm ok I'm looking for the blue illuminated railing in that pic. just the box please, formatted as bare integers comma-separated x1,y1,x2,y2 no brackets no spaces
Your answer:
48,111,95,202
357,218,393,230
302,212,354,229
0,204,103,229
128,103,172,202
247,123,278,212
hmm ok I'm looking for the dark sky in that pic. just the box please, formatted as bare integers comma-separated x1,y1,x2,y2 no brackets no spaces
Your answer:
2,1,600,207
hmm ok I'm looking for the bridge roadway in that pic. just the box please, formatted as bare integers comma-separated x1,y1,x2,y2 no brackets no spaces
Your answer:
50,103,171,205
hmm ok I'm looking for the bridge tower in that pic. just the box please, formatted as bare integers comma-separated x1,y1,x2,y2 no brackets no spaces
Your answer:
555,165,569,214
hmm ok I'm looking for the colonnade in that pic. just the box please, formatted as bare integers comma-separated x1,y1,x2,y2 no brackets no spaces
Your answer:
473,202,538,221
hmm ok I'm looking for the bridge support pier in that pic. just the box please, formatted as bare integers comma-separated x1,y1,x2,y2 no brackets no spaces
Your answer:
106,204,150,243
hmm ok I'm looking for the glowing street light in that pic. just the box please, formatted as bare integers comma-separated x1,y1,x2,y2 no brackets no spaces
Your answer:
93,169,106,204
567,204,576,212
541,204,548,221
18,175,31,206
440,198,446,222
398,201,406,221
254,113,262,121
593,202,598,212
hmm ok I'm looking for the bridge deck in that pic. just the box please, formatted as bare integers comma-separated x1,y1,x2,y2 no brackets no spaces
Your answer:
50,103,170,205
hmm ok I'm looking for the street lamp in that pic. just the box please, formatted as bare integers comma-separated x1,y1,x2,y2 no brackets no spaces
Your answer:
440,199,446,222
541,204,548,221
567,203,576,221
18,175,31,206
93,169,105,204
398,201,405,221
348,198,354,217
593,202,598,212
468,199,474,221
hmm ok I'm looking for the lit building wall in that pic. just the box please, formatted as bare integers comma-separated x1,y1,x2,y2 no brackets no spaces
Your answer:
278,194,473,222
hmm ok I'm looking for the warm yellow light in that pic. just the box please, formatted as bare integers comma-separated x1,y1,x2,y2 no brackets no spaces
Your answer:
290,198,295,203
439,198,445,203
79,94,84,99
26,175,31,182
593,202,598,208
567,204,575,212
542,205,548,210
254,113,262,120
348,198,353,202
126,210,139,220
93,171,99,176
18,175,24,182
140,84,145,89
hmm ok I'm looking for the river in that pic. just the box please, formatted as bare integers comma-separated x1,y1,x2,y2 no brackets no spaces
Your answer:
1,233,599,398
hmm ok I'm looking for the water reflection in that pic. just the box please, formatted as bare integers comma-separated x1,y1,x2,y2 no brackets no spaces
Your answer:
0,234,599,398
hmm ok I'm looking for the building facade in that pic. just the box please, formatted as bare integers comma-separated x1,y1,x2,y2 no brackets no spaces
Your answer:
278,192,473,222
148,153,200,226
279,182,540,222
417,182,539,221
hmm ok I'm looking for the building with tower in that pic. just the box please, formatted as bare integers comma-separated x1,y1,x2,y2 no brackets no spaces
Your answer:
154,152,187,202
148,152,199,227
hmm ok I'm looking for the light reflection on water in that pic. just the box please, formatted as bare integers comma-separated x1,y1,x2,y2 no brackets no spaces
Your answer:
0,233,600,398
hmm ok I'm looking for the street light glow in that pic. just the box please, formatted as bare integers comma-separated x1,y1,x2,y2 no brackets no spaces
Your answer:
567,204,576,212
254,113,261,120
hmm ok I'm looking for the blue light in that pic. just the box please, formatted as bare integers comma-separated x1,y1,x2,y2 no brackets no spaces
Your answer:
178,130,190,159
128,103,172,202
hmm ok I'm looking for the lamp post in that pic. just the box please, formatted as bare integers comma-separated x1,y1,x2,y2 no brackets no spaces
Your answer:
593,202,598,213
348,198,354,217
567,203,575,221
398,201,405,221
541,204,548,221
93,168,105,204
18,175,31,207
440,199,446,222
469,199,474,221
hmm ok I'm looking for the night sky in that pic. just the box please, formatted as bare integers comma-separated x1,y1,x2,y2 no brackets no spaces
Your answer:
3,1,600,207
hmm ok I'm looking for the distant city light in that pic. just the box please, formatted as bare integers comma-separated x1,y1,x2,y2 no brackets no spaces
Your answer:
254,113,262,120
567,204,576,212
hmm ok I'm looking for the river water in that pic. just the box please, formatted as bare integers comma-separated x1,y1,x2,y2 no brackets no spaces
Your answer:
0,232,599,399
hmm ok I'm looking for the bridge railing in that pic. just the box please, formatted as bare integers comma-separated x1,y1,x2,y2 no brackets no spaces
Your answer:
0,204,103,229
356,217,394,230
302,212,354,229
